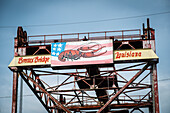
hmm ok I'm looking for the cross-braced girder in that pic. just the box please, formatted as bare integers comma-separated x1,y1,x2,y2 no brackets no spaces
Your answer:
13,61,158,113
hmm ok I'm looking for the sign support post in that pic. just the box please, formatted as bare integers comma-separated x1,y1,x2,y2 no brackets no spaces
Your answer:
11,72,18,113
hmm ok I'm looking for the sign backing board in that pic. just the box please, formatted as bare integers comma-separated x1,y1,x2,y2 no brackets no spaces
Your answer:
114,49,158,61
8,55,51,67
143,40,155,51
51,39,113,67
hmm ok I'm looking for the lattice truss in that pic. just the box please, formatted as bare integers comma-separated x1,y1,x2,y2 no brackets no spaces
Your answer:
18,61,156,113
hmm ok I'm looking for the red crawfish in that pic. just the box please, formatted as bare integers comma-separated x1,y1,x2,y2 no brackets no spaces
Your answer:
58,44,107,62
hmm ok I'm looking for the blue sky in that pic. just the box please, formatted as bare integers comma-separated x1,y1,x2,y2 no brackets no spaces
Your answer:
0,0,170,113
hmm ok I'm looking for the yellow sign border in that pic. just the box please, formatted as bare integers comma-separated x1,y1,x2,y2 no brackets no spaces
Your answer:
8,54,51,67
8,49,158,67
114,49,158,61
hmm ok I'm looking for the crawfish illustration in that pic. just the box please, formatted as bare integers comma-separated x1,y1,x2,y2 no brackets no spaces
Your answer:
58,44,107,62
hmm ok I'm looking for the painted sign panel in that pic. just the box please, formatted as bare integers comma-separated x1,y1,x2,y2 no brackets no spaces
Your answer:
51,39,113,67
8,55,51,67
14,47,26,56
114,49,158,61
143,40,155,51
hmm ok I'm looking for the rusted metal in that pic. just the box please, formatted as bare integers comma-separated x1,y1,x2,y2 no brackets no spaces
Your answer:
65,91,82,106
38,86,151,93
139,91,152,102
10,63,157,112
11,72,18,113
147,18,150,40
12,60,156,112
151,63,160,113
19,75,23,113
135,72,151,86
20,71,52,112
54,76,71,90
10,20,159,112
74,91,83,106
27,29,141,45
97,63,150,113
66,102,152,110
19,71,71,113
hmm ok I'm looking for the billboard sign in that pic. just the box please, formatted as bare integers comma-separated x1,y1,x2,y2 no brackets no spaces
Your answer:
8,55,51,67
114,49,158,61
51,39,113,67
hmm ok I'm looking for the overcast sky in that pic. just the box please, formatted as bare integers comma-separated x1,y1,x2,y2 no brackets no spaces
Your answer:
0,0,170,113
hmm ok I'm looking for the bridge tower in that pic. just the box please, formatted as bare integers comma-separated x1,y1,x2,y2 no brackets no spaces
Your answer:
9,19,159,113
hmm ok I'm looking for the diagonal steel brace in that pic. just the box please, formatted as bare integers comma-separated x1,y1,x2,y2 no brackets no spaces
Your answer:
97,62,150,113
20,71,71,113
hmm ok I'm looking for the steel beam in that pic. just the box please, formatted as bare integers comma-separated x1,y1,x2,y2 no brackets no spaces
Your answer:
97,62,150,113
151,63,160,113
20,71,72,113
19,71,52,113
11,72,18,113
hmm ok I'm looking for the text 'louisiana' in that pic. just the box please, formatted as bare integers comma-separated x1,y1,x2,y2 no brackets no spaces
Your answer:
115,51,142,59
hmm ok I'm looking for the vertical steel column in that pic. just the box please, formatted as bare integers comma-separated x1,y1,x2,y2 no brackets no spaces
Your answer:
11,72,19,113
151,63,160,113
19,77,23,113
147,18,150,40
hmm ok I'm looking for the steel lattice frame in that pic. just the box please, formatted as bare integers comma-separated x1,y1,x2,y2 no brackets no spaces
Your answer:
10,20,160,113
11,60,159,113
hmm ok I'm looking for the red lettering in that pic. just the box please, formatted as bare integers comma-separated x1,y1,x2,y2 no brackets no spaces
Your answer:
18,57,23,64
115,52,121,59
115,51,142,59
18,56,50,64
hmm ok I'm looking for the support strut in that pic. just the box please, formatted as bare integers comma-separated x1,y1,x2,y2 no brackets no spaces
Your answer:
19,70,71,113
151,63,160,113
11,72,19,113
97,62,150,113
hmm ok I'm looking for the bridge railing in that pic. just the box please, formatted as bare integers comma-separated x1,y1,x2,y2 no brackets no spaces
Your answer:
27,29,141,46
